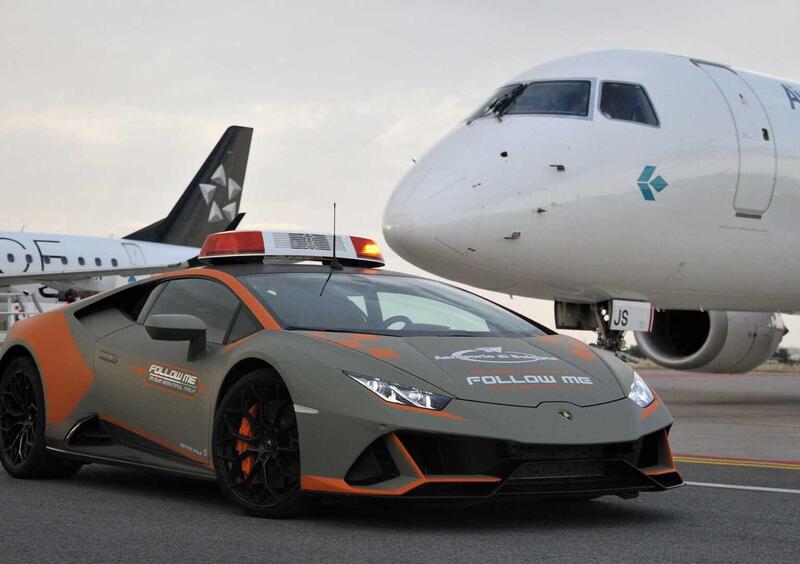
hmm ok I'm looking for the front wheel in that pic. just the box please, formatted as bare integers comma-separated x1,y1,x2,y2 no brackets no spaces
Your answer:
212,369,309,517
0,356,81,478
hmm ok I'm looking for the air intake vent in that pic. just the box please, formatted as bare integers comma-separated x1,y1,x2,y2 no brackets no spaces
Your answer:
345,437,400,486
273,233,346,253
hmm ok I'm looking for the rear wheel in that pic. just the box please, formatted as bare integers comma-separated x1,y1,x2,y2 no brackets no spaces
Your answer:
0,357,81,478
213,369,308,517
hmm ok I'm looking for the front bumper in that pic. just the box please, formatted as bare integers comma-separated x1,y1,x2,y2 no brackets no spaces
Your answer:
300,428,682,500
285,360,681,500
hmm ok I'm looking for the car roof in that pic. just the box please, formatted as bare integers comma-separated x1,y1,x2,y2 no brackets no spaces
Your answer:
199,261,422,280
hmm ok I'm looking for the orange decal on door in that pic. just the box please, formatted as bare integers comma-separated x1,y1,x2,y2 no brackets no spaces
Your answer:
10,311,94,424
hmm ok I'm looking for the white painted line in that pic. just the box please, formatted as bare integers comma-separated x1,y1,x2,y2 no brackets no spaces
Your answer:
686,481,800,495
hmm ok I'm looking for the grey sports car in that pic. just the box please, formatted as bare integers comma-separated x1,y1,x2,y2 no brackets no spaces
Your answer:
0,231,682,517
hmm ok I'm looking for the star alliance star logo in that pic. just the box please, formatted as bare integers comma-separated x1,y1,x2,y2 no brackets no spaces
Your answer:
198,164,241,223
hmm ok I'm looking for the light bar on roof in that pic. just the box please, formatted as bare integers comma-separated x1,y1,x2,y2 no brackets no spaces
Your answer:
199,230,385,267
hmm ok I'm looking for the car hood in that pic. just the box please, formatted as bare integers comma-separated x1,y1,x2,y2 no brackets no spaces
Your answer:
305,332,626,408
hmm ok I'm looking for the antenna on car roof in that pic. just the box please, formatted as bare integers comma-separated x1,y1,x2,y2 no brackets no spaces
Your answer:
319,203,342,296
329,202,343,271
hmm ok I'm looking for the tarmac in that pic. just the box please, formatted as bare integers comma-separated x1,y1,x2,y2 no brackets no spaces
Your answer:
1,370,798,563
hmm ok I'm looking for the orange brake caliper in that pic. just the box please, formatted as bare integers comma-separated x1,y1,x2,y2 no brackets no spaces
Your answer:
236,405,258,478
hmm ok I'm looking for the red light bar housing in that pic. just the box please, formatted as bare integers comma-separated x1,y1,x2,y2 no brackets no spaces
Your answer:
199,230,385,267
200,231,265,257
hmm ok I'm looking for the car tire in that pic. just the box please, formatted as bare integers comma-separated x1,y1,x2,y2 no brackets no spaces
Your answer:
212,369,310,517
0,356,82,479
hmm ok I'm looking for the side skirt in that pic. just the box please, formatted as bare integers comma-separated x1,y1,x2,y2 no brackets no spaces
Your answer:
46,446,217,481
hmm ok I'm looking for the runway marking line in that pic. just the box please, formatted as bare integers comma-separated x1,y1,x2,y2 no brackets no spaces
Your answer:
686,481,800,495
675,453,800,471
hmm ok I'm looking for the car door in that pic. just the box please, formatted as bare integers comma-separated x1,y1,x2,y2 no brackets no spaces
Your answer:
94,276,242,465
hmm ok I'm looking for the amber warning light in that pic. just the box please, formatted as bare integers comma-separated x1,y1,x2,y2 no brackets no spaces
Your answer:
199,231,385,267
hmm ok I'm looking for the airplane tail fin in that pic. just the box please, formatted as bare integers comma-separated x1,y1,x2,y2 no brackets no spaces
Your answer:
125,126,253,248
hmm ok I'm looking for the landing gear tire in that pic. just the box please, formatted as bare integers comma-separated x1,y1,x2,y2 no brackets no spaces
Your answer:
0,357,82,479
213,369,309,518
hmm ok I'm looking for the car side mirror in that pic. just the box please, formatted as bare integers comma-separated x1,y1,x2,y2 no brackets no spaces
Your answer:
144,314,207,360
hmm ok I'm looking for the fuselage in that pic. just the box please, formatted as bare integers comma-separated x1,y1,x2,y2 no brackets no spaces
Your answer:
383,50,800,312
0,232,197,292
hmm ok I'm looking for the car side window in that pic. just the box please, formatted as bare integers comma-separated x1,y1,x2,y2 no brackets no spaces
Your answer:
600,82,659,126
145,278,241,344
226,306,261,344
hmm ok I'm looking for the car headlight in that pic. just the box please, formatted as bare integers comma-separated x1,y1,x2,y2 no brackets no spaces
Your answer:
345,372,451,411
628,371,655,408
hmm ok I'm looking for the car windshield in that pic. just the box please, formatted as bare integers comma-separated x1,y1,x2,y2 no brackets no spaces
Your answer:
241,272,548,337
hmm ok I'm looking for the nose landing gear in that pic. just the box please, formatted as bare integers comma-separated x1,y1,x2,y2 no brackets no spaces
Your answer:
554,300,638,361
592,303,627,352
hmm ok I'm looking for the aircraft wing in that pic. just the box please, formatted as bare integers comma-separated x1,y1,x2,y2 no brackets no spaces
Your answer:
0,263,189,287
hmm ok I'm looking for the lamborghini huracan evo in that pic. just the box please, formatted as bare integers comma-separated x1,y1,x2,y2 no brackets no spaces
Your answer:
0,230,682,516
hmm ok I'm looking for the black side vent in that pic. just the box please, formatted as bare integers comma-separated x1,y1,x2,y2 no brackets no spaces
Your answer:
345,437,400,486
66,415,113,447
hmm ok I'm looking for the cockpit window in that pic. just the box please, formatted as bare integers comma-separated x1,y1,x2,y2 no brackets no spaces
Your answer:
467,84,525,121
467,81,591,121
504,81,591,117
600,82,659,126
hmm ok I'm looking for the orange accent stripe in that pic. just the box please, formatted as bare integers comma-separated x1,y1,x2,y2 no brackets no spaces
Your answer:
390,433,424,478
223,330,263,353
640,395,662,420
569,341,598,361
153,268,280,330
646,467,680,477
9,310,95,424
535,335,563,344
330,339,363,350
534,334,598,361
98,414,211,467
301,433,500,496
385,402,465,421
350,334,380,342
300,475,421,496
368,348,399,359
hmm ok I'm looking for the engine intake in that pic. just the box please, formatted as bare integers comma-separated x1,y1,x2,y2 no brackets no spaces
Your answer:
635,311,786,373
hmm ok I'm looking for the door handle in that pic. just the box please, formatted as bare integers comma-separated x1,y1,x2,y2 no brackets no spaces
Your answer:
98,350,118,364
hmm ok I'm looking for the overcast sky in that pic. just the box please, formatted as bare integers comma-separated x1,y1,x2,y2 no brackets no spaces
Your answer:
2,0,799,346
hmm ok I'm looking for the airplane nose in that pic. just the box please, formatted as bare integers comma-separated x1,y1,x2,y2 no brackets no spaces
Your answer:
383,168,477,263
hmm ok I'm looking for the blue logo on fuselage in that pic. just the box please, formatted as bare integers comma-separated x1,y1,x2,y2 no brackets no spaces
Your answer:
637,166,668,201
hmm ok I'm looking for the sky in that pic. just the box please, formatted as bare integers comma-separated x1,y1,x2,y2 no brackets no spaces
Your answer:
2,0,799,346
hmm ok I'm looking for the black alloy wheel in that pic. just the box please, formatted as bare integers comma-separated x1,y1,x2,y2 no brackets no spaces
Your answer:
0,364,38,467
213,370,308,517
0,356,81,478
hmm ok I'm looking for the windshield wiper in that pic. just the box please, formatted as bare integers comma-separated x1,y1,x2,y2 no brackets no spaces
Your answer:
489,84,525,121
286,326,389,336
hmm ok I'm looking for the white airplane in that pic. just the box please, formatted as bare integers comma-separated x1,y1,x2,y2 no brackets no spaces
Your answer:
383,50,800,373
0,126,253,299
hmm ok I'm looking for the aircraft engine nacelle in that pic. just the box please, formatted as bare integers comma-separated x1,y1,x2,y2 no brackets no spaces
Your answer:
635,311,787,373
